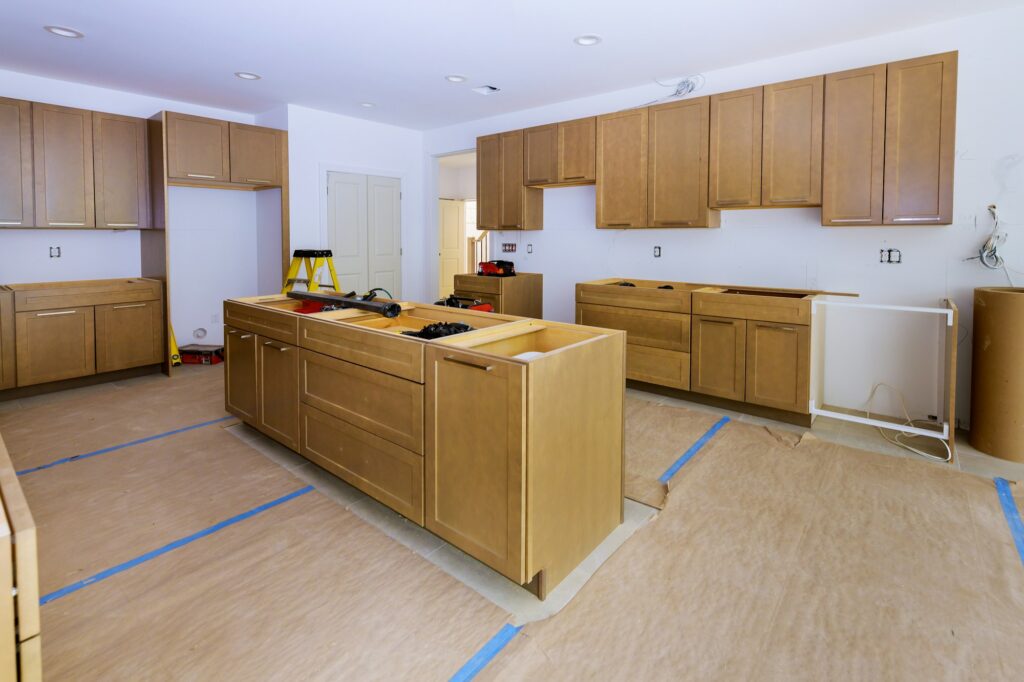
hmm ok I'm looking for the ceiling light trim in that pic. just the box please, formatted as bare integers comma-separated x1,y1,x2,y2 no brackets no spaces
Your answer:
573,34,602,46
44,25,84,39
234,71,262,80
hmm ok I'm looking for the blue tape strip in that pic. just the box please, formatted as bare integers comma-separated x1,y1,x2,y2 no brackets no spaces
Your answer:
450,623,523,682
994,477,1024,569
39,485,314,606
658,416,731,483
16,415,234,476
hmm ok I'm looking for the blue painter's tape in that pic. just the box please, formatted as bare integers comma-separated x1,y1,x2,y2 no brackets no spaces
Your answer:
658,416,730,483
39,485,314,606
449,623,523,682
16,415,235,476
994,478,1024,569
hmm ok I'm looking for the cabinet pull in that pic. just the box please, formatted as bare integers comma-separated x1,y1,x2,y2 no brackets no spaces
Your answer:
701,318,734,326
499,224,522,228
186,173,217,179
654,220,694,226
829,218,872,223
36,310,76,317
245,178,272,184
263,341,289,351
714,199,748,206
0,221,22,226
237,334,253,339
48,222,85,227
892,216,941,222
113,303,147,310
758,323,795,332
443,355,493,372
563,175,586,180
605,222,632,227
105,222,139,228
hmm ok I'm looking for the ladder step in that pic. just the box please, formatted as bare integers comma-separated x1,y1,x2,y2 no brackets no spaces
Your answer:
287,278,310,284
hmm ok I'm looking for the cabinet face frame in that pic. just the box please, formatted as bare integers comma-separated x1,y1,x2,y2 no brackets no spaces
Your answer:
32,103,95,228
883,51,957,225
648,97,717,228
596,108,649,228
709,87,763,209
761,76,823,207
93,112,150,229
690,315,747,401
0,97,34,227
822,65,886,226
165,112,230,182
745,321,810,413
225,325,259,422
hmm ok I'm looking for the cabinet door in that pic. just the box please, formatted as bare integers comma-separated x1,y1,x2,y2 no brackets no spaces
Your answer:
523,124,558,186
225,326,259,423
558,116,596,183
745,321,809,413
93,113,150,229
0,291,14,390
32,103,95,227
822,65,886,226
95,300,163,372
499,130,526,229
648,98,717,228
476,134,501,229
425,345,525,582
0,97,33,228
883,51,957,225
166,112,230,182
257,336,299,450
709,87,763,209
596,108,648,228
690,315,746,401
762,76,823,207
15,307,95,386
229,123,281,185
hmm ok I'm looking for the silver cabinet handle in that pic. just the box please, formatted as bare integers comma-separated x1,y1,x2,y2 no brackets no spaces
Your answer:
0,220,22,226
263,341,289,351
186,173,216,179
235,333,253,339
654,221,694,226
829,218,872,223
757,323,795,332
563,175,586,180
605,222,632,227
714,199,748,206
245,178,272,184
106,222,138,228
892,216,942,222
113,303,147,309
443,355,493,372
37,310,76,317
49,222,85,226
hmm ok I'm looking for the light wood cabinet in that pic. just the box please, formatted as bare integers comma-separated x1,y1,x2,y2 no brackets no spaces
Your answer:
745,321,809,413
883,51,957,225
32,103,95,228
225,326,259,423
476,133,501,229
596,108,648,228
648,98,718,227
577,303,689,351
558,117,596,183
0,290,13,390
476,131,542,230
523,124,558,186
453,272,543,318
709,87,763,209
257,335,299,450
0,98,33,228
762,76,823,207
93,112,150,229
690,315,746,401
822,65,886,226
166,112,230,182
95,300,163,372
15,307,95,386
229,123,282,186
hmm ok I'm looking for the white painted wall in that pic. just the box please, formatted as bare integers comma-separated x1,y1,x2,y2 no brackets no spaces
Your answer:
439,165,476,201
285,104,427,300
423,5,1024,425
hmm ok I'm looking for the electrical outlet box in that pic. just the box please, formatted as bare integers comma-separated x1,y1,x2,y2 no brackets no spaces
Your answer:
527,244,533,254
879,248,903,264
502,243,517,253
49,246,61,258
653,246,662,258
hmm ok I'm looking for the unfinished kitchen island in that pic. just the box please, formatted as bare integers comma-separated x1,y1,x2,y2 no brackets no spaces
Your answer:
224,294,625,599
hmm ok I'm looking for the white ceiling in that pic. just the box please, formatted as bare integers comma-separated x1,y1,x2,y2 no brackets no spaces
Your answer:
1,0,1019,129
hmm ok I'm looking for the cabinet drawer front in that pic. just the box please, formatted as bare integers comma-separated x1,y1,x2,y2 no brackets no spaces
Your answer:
746,322,810,414
578,304,689,351
299,317,423,383
13,279,162,312
258,336,300,450
15,307,95,386
691,291,810,325
301,405,424,525
95,300,163,372
626,345,690,390
575,282,691,313
300,349,424,454
453,274,501,295
224,301,298,345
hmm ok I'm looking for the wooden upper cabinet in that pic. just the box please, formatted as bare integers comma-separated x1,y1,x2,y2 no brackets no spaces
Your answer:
476,133,501,229
229,123,282,185
822,65,886,226
883,51,957,225
648,98,718,228
166,112,230,182
0,97,33,227
32,103,95,228
475,130,541,230
93,113,150,229
558,117,596,183
709,87,763,209
762,76,823,207
596,108,649,228
524,124,558,186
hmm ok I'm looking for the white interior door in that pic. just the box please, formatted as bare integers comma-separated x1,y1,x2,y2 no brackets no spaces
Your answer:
438,199,466,298
326,171,368,293
367,175,402,298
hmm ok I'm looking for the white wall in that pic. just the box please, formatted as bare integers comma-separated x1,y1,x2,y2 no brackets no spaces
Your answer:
285,104,426,300
439,165,476,200
423,5,1024,425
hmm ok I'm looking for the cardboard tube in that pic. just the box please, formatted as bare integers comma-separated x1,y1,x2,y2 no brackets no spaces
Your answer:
969,287,1024,462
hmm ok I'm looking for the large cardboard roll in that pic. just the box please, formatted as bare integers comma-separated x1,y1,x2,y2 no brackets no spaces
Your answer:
970,287,1024,462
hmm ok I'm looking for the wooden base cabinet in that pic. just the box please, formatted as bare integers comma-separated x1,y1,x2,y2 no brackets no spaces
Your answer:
453,273,543,318
690,315,746,401
95,300,163,372
225,326,258,423
15,308,95,387
257,336,299,450
745,321,809,413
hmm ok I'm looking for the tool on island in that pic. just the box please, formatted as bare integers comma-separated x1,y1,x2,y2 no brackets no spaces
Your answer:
477,260,516,277
287,289,402,318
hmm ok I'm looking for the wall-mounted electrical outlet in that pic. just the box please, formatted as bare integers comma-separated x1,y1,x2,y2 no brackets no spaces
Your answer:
49,246,61,258
527,244,533,254
502,243,517,253
879,248,903,264
653,246,662,258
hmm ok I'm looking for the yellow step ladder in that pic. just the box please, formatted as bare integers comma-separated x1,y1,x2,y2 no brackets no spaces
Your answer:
282,249,341,293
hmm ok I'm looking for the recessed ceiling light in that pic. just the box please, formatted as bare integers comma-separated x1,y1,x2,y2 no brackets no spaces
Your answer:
573,34,602,46
44,25,84,39
445,75,468,83
234,71,261,81
359,102,376,108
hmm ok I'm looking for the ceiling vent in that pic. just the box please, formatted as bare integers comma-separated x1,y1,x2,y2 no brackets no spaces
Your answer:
472,85,501,96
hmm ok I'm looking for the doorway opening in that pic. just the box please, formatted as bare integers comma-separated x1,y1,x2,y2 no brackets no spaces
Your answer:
437,152,485,299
